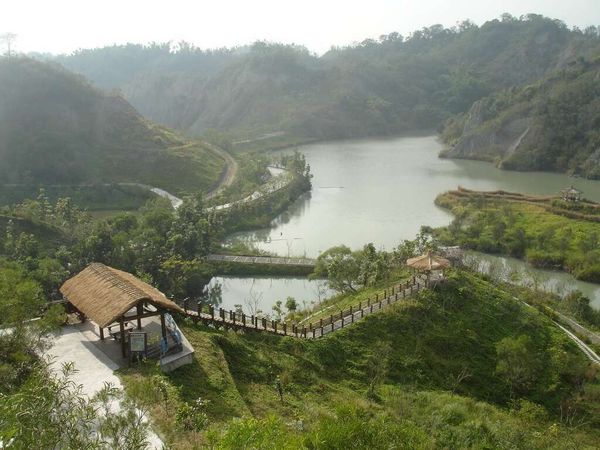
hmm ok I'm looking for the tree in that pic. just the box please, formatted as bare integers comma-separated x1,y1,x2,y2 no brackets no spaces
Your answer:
285,297,297,313
313,246,360,293
495,335,540,397
272,300,283,320
366,341,392,400
0,32,16,57
0,363,149,449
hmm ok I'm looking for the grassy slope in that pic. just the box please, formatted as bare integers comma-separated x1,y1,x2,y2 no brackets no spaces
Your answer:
435,189,600,281
120,270,599,448
0,57,224,203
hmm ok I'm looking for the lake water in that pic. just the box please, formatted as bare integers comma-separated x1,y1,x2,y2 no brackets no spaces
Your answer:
208,276,333,315
220,135,600,311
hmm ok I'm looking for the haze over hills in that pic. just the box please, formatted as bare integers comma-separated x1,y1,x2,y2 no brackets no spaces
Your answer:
0,57,224,195
55,15,600,144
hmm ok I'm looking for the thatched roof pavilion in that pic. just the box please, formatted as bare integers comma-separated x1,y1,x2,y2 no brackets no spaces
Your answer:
560,185,582,202
60,263,183,357
406,252,451,272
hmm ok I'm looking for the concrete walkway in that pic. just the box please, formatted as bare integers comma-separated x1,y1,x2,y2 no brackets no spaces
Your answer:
47,322,164,449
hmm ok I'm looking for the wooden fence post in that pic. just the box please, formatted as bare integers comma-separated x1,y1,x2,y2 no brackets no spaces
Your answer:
220,308,225,320
350,306,354,323
368,298,371,307
320,318,323,329
283,323,287,335
210,305,215,320
375,294,378,302
262,318,267,329
273,321,277,333
231,311,236,325
242,314,246,326
312,328,316,338
330,314,333,326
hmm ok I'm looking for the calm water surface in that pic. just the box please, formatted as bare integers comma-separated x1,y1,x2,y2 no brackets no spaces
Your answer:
220,135,600,310
230,135,600,256
208,276,332,314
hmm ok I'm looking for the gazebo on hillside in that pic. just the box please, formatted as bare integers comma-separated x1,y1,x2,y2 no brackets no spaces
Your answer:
60,263,185,358
406,251,451,286
560,185,582,202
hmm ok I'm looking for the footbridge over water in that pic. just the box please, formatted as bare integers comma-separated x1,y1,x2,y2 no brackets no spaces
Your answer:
206,254,316,268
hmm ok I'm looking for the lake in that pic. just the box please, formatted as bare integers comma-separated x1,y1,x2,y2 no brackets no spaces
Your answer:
219,135,600,311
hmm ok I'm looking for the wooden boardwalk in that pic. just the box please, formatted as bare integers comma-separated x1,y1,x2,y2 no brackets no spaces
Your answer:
176,276,427,339
207,254,316,267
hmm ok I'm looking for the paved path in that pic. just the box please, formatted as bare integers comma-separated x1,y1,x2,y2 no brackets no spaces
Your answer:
205,143,239,200
518,298,600,366
47,322,164,449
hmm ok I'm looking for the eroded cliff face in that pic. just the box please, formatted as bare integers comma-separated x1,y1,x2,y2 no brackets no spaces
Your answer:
442,99,534,164
441,60,600,179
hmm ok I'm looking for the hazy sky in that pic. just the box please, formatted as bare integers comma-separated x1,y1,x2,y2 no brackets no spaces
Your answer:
2,0,599,55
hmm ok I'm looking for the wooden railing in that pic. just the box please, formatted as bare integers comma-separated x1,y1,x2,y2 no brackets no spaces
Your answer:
177,276,427,339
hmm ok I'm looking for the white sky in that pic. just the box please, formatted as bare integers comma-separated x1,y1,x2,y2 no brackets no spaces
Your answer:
2,0,599,55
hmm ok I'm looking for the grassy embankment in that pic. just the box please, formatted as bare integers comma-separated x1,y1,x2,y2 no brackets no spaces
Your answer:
435,188,600,282
119,270,600,449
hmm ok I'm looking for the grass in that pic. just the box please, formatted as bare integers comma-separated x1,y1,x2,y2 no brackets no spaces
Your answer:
119,270,600,448
299,269,411,325
435,189,600,282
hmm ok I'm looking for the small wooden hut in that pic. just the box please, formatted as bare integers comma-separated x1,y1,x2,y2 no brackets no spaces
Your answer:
60,263,184,358
560,185,582,202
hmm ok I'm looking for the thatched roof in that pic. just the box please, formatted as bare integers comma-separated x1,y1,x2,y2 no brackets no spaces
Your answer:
60,263,183,328
561,185,582,194
406,252,451,271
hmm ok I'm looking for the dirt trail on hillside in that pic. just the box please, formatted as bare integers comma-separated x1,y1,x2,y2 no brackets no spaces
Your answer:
205,143,238,199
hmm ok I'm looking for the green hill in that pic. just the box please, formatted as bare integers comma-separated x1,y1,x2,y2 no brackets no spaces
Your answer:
441,56,600,178
0,57,224,197
120,270,600,448
56,15,600,142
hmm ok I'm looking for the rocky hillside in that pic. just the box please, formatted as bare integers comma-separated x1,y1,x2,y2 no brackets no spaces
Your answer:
441,56,600,178
56,15,600,140
0,57,224,195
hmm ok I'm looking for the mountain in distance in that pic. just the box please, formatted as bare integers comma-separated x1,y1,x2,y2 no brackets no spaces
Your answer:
0,57,224,195
55,14,600,142
441,55,600,178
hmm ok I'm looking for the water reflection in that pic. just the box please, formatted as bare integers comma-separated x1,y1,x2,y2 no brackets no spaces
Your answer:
468,252,600,310
208,276,333,315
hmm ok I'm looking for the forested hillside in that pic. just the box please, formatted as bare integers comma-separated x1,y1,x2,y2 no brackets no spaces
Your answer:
441,55,600,178
56,15,600,140
0,57,224,195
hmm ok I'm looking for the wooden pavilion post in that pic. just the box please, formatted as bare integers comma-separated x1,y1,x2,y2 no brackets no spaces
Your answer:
99,326,104,341
160,311,167,343
136,304,143,330
119,320,126,358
